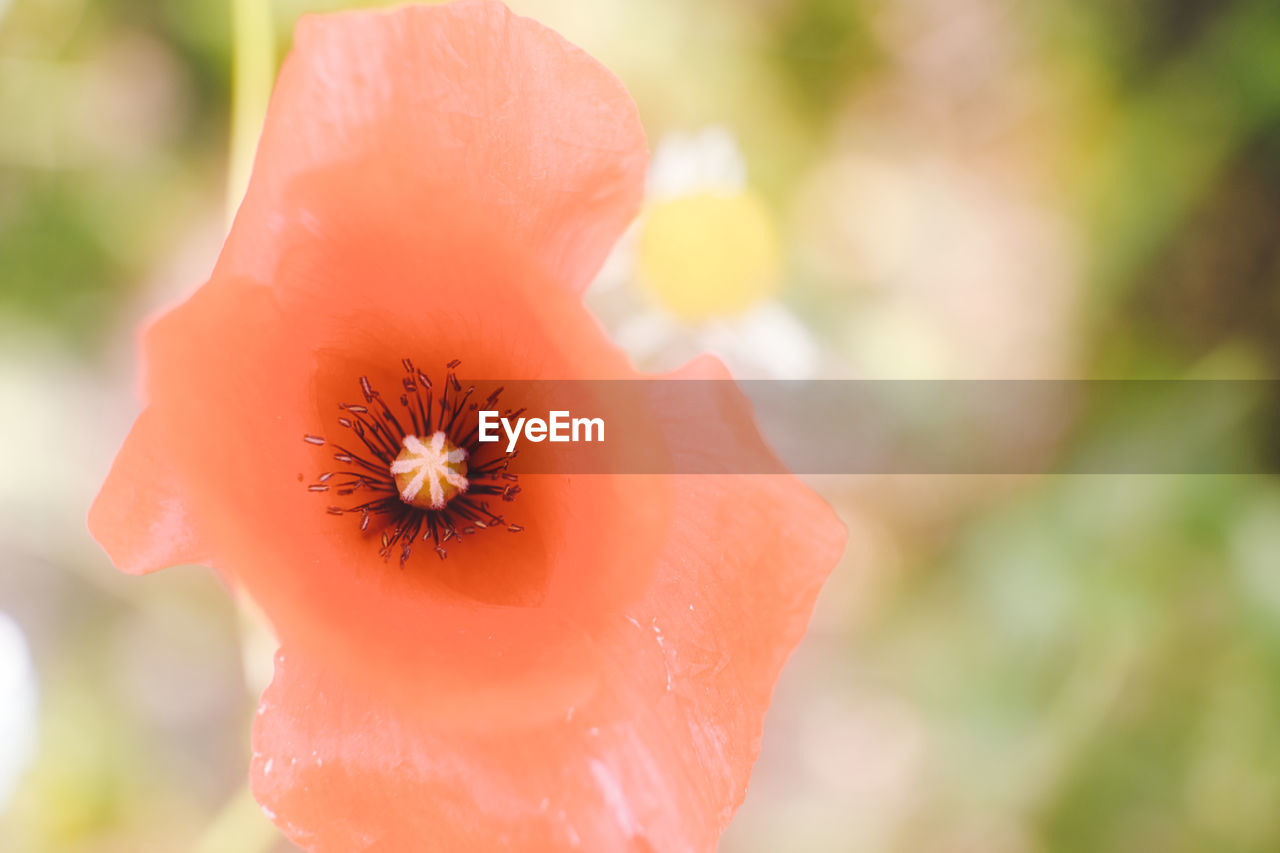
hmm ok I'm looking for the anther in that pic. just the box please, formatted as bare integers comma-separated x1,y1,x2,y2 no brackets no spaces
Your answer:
305,358,521,565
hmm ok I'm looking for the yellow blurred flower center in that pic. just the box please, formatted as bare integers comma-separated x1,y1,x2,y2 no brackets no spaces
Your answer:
637,191,781,322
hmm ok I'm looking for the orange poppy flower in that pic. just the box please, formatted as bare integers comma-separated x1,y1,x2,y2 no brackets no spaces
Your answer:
89,2,846,850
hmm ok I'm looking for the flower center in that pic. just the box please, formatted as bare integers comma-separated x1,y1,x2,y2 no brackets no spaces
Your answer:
391,432,469,509
303,359,522,565
637,190,781,321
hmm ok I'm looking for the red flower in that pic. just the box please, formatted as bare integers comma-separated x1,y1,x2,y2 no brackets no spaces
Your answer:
89,2,846,850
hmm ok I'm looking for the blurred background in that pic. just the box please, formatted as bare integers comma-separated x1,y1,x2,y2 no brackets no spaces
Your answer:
3,0,1280,850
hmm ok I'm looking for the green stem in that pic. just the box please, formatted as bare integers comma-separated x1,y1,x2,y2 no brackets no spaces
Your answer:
204,5,280,842
227,0,275,224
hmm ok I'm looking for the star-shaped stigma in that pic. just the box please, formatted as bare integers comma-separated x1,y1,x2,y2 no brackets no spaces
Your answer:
391,432,470,509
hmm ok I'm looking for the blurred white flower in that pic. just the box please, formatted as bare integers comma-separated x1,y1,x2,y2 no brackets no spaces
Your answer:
0,611,38,808
646,125,747,200
590,126,820,379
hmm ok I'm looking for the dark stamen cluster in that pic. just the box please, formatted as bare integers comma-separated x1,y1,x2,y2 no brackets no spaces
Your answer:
303,359,523,565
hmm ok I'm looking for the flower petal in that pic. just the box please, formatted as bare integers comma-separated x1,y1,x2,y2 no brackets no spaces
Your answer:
251,358,846,853
220,0,646,295
88,407,207,574
133,205,675,725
